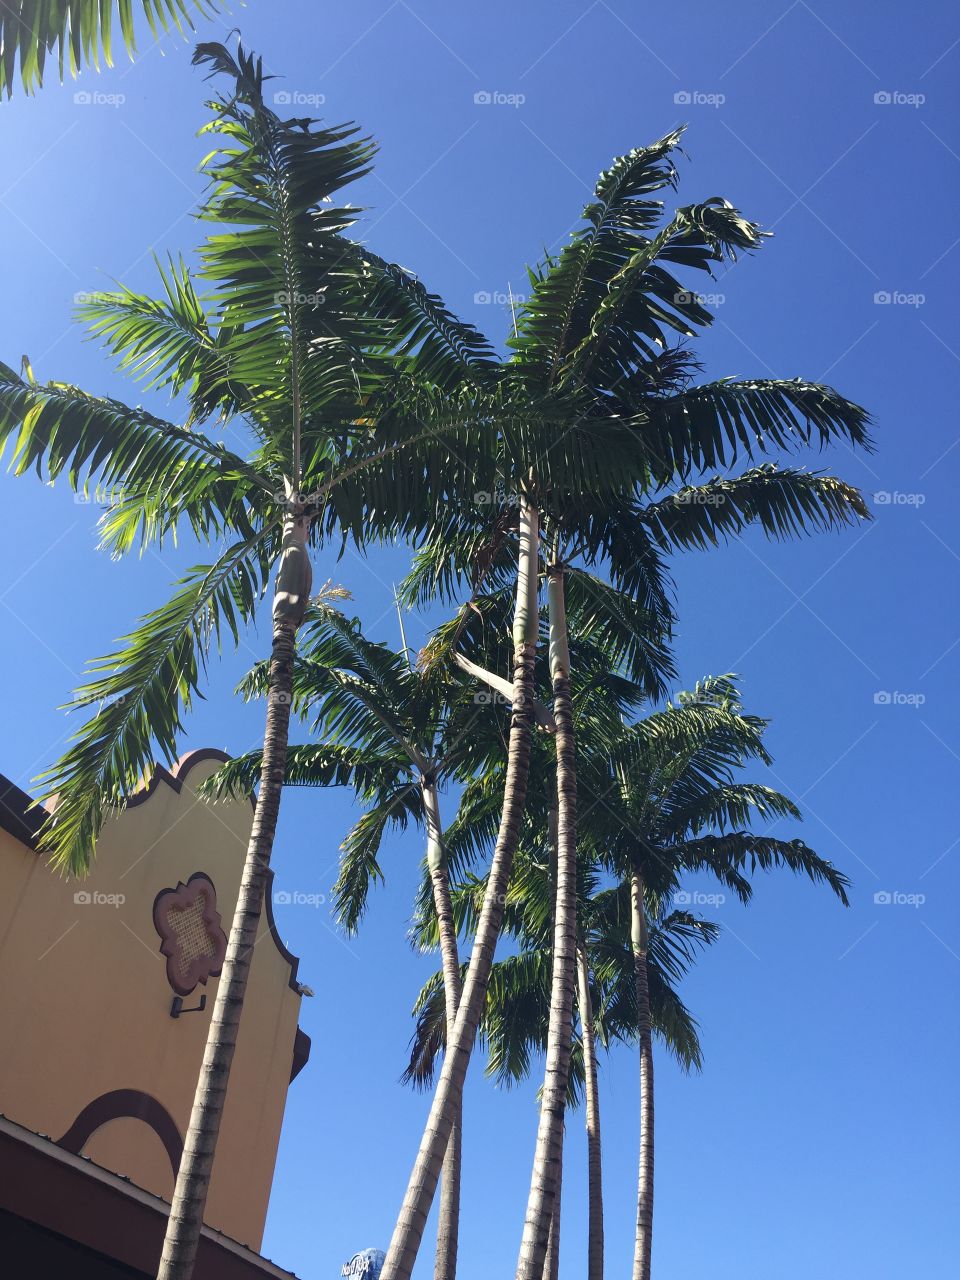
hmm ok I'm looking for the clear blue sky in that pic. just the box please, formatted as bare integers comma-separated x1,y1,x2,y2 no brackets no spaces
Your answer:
1,2,957,1276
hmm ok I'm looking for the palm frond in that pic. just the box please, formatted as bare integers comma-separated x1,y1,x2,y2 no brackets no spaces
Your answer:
36,533,272,872
0,0,221,96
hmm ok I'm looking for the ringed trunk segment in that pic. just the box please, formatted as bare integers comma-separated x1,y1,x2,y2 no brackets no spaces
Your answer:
157,618,299,1280
382,501,541,1280
541,1120,563,1280
516,563,578,1280
631,872,655,1280
577,944,605,1280
423,778,463,1280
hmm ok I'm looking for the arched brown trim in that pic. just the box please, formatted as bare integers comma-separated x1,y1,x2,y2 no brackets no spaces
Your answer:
57,1089,183,1176
264,869,302,992
125,748,235,809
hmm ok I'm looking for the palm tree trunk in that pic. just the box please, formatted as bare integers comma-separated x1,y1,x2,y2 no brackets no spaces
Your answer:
516,562,578,1279
423,778,463,1280
157,512,310,1280
382,500,540,1280
630,871,654,1280
577,943,604,1280
541,1121,562,1280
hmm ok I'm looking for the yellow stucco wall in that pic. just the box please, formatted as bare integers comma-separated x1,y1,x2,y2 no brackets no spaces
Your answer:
0,753,304,1250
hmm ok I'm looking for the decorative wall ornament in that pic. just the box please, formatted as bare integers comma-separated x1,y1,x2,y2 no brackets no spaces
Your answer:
152,873,227,997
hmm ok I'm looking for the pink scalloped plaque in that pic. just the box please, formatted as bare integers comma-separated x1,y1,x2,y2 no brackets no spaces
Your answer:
152,873,228,997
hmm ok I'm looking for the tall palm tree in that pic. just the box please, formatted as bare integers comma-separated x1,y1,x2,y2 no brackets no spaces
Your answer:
385,129,871,1280
576,675,851,1280
406,846,718,1280
0,40,505,1280
0,0,222,95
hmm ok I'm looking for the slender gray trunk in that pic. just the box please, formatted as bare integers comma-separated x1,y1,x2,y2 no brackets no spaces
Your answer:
423,779,462,1280
541,1122,562,1280
382,501,540,1280
516,563,578,1279
577,944,604,1280
630,872,654,1280
156,512,310,1280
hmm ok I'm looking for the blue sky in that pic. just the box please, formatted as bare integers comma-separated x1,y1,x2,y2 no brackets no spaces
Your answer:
1,2,958,1276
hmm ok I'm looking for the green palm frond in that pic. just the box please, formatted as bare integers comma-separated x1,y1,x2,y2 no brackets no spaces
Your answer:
0,360,269,553
565,198,763,390
0,0,221,97
334,784,424,932
511,131,684,382
37,532,273,872
361,252,500,390
198,742,404,802
631,378,872,481
77,256,258,429
671,833,850,905
193,40,379,459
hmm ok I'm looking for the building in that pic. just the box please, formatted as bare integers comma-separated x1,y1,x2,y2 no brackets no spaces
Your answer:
0,749,311,1279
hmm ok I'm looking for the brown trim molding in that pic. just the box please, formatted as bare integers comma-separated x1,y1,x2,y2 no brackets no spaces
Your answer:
0,774,46,849
290,1028,311,1083
57,1089,183,1176
124,748,236,810
1,1116,301,1279
264,869,303,993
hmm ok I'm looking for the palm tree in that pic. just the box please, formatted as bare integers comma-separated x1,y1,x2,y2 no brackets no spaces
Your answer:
0,0,222,95
0,41,505,1280
575,675,850,1280
386,129,871,1280
406,847,718,1280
